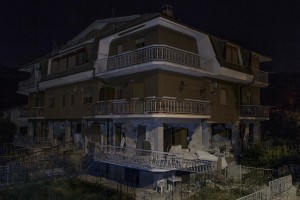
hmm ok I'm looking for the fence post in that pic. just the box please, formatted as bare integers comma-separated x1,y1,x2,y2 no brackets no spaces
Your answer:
239,165,242,188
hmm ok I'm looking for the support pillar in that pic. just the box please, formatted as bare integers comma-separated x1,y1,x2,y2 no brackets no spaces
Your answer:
65,120,71,142
154,126,164,152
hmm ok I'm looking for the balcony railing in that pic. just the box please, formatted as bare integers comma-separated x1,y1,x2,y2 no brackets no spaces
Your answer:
95,45,214,74
20,107,44,118
14,136,56,149
95,97,211,116
252,69,268,85
18,78,36,91
92,145,216,173
240,105,269,119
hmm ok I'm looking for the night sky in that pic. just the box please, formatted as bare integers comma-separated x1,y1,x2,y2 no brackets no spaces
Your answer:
0,0,299,72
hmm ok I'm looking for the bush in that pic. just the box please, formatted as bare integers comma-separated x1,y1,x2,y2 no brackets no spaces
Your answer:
241,143,300,168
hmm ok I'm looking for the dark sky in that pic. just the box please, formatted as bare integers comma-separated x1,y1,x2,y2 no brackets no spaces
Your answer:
0,0,299,72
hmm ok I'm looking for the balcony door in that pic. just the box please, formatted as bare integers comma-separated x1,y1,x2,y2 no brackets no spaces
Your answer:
136,125,146,149
164,127,188,152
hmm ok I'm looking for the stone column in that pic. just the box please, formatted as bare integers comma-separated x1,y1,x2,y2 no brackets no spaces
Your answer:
188,123,203,153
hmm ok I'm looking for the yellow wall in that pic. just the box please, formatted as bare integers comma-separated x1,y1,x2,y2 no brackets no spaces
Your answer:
44,79,103,119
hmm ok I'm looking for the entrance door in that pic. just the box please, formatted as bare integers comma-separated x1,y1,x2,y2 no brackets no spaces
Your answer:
163,127,188,152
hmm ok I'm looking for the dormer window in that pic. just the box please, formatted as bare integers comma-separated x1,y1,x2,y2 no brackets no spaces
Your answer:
49,48,88,74
226,44,240,65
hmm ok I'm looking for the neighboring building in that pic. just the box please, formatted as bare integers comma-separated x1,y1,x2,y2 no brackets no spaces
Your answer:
16,9,271,186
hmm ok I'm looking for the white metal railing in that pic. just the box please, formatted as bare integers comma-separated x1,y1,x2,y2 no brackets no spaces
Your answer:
95,45,214,73
237,175,293,200
20,106,44,118
95,97,211,116
14,136,54,149
269,175,292,198
240,105,269,118
237,187,270,200
252,69,268,85
92,145,216,173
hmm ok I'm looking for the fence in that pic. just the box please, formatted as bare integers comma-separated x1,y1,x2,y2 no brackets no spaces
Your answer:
237,175,293,200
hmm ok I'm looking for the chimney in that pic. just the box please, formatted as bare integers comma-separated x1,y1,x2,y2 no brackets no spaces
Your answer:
161,5,174,19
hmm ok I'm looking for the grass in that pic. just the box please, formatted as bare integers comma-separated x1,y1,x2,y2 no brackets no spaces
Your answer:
0,178,135,200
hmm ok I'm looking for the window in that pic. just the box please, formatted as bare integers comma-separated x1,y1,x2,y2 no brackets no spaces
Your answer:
51,60,59,73
226,45,240,65
99,87,115,101
135,38,145,49
83,87,93,104
48,94,55,107
62,93,66,106
68,54,77,68
209,83,216,94
78,51,87,65
33,94,40,107
49,49,88,74
71,92,75,105
220,88,227,105
246,91,253,105
59,57,68,70
116,88,122,99
117,44,123,54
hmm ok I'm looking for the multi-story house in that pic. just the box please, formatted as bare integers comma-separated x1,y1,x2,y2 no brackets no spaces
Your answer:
16,9,270,187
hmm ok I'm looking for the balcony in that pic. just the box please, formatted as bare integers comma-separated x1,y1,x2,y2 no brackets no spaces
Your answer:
240,105,269,119
95,97,211,118
18,78,37,92
20,107,44,118
95,45,214,76
91,145,216,173
252,69,268,86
